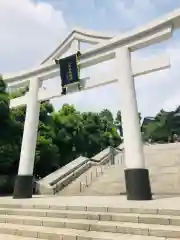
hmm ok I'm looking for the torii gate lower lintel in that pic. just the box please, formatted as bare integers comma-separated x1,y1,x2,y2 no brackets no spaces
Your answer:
3,8,180,201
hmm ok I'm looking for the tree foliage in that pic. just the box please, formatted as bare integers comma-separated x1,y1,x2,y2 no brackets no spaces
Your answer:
142,107,180,143
114,110,142,137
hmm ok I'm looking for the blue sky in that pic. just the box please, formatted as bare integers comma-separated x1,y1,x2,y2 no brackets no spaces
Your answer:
38,0,179,31
1,0,180,117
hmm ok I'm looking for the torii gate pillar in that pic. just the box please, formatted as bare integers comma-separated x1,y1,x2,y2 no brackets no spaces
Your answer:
13,78,40,199
117,47,151,200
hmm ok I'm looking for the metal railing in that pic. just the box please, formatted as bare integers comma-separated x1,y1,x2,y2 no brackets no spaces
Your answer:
79,161,111,193
79,147,124,193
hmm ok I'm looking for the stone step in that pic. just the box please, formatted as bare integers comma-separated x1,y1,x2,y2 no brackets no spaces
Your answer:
2,208,180,226
81,165,125,196
0,223,166,240
59,165,105,195
0,234,45,240
0,214,180,238
0,204,180,216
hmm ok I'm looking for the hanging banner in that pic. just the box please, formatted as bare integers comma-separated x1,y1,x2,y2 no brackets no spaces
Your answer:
55,51,81,94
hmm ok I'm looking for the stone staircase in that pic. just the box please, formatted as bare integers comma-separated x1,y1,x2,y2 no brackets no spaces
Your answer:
79,143,180,196
81,158,126,196
59,153,123,196
36,147,118,195
36,142,180,197
144,143,180,195
58,165,106,195
0,203,180,239
2,143,180,239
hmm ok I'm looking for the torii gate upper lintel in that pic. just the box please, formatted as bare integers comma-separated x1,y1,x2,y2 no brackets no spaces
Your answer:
3,8,180,200
41,27,114,65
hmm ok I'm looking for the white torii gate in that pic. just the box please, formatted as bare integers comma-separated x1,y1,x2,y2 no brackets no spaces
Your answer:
3,8,180,200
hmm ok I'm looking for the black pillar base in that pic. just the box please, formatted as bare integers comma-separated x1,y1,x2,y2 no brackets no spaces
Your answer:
13,175,33,199
124,168,152,201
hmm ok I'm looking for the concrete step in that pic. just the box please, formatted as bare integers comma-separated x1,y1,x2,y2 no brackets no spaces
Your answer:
0,223,166,239
1,204,180,216
2,208,180,226
59,165,104,195
0,214,180,238
59,154,123,196
0,207,159,218
0,235,45,240
81,165,126,196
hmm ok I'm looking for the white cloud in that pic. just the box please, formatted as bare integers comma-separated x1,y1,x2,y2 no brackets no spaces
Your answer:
160,40,180,111
0,0,68,73
66,1,180,117
0,0,117,115
133,35,180,117
109,0,180,116
2,0,180,118
0,0,118,115
64,31,180,117
114,0,157,28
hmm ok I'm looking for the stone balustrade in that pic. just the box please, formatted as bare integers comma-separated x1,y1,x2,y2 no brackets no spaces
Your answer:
36,146,120,195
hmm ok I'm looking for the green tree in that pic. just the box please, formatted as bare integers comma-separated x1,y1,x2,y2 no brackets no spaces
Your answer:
100,109,114,123
0,78,10,125
52,104,82,165
34,136,59,178
52,104,121,161
142,108,180,143
7,85,60,179
115,111,142,137
9,86,29,100
0,77,22,194
115,110,122,136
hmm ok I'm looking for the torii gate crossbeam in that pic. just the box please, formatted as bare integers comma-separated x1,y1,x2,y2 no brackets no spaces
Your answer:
4,24,171,84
